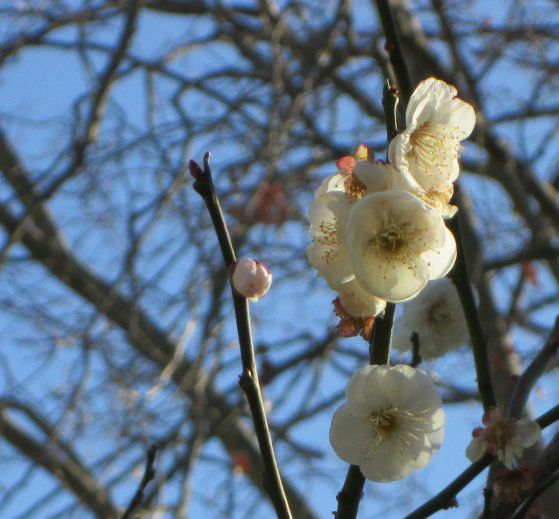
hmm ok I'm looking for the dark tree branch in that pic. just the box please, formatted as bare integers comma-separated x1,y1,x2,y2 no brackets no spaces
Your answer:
189,153,292,519
374,0,413,108
0,409,118,519
508,316,559,419
448,206,497,411
403,406,559,519
511,469,559,519
121,444,159,519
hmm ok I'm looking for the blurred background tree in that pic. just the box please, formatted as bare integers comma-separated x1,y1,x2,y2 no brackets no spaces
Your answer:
0,0,558,517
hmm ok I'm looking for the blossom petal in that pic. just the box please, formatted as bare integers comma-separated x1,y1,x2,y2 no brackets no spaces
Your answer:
329,404,372,464
308,191,354,287
421,226,457,280
515,419,541,448
346,365,383,415
314,173,345,198
401,277,469,358
406,78,457,128
353,161,389,193
466,437,486,462
346,191,441,302
359,441,416,482
385,366,442,419
338,278,387,317
332,364,445,482
430,98,476,139
351,248,429,302
391,319,414,354
427,425,445,450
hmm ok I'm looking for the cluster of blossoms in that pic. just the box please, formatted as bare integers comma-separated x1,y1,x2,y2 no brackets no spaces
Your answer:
312,78,478,483
307,78,475,335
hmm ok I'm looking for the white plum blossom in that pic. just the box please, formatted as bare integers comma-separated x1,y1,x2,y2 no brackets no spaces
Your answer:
466,409,541,468
231,258,272,301
345,190,456,302
393,278,469,358
329,364,445,482
307,188,355,289
307,159,416,294
389,77,476,193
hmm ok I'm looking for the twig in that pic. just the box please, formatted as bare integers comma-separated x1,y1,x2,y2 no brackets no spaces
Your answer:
511,469,559,519
370,303,396,365
536,403,559,429
335,465,366,519
403,405,559,518
508,315,559,419
189,153,292,519
411,332,422,367
404,454,492,519
121,444,159,519
374,0,412,108
480,486,493,519
448,210,497,411
381,79,401,141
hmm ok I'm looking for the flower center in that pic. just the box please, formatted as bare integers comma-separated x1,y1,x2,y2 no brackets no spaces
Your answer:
409,122,463,180
426,298,452,325
344,173,366,199
484,419,516,451
369,407,398,441
367,220,417,260
366,405,432,459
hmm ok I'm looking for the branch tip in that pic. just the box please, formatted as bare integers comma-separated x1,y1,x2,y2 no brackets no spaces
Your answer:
203,151,211,174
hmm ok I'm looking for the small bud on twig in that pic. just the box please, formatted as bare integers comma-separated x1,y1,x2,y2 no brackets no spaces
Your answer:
232,258,272,301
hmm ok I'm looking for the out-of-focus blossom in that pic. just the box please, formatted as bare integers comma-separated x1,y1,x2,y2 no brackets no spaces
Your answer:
393,278,468,358
248,181,290,226
466,409,541,468
493,466,535,503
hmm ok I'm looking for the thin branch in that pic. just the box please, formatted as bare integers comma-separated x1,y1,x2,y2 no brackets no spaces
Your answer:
411,332,422,367
121,444,159,519
512,469,559,519
448,206,497,410
189,153,292,519
404,454,492,519
403,404,559,518
0,410,118,519
374,0,413,108
485,243,559,271
508,316,559,419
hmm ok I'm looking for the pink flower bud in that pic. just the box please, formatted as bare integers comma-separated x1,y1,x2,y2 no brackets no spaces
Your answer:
232,258,272,301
